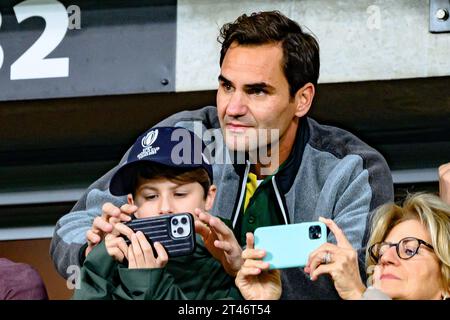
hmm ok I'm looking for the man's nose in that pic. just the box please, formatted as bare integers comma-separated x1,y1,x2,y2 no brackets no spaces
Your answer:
226,91,248,117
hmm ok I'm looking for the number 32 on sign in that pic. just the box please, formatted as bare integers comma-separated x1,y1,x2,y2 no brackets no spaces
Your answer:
0,0,80,80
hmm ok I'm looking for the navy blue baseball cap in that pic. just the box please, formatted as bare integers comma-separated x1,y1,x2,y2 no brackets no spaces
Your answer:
109,126,213,196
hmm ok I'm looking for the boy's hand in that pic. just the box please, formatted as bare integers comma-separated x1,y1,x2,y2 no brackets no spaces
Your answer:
128,231,168,269
105,222,134,263
194,208,243,277
439,163,450,205
235,233,281,300
85,203,135,257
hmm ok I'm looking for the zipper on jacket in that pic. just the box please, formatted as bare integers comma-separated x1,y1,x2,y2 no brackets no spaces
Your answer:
232,160,251,228
272,176,289,225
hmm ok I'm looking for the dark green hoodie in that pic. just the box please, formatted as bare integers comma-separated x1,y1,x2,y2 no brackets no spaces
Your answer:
73,235,241,300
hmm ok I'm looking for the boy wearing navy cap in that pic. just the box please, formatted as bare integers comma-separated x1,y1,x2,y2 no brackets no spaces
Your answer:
73,127,242,300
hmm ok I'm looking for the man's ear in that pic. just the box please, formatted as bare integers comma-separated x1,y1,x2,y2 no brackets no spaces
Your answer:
293,82,315,118
127,194,134,205
205,185,217,212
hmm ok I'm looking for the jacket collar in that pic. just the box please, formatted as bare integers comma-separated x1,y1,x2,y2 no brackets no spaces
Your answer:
229,116,310,194
272,116,310,194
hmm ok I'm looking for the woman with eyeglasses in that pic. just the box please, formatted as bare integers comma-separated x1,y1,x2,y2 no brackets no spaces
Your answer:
236,192,450,300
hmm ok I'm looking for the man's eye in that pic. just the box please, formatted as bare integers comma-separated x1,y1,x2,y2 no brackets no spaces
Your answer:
249,88,266,96
221,82,233,92
144,195,157,200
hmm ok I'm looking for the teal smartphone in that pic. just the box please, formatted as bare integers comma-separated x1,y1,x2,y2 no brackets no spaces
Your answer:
254,222,327,269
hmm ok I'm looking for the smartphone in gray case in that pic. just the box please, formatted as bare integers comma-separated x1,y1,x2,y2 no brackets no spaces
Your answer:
123,212,196,257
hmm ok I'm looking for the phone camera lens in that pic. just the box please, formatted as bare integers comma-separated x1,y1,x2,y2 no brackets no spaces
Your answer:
172,219,178,226
309,226,322,240
181,217,188,224
177,227,184,234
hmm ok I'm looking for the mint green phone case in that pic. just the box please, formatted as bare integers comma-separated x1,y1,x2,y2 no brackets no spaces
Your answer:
254,222,327,269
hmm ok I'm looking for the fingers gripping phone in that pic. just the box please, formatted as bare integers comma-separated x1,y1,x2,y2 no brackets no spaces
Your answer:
123,213,196,258
254,222,327,269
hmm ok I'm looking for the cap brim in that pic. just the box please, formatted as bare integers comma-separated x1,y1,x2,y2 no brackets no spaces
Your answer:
109,158,213,196
109,159,168,196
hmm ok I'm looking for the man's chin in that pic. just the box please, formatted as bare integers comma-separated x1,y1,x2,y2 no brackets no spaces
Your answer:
225,141,249,153
224,136,255,153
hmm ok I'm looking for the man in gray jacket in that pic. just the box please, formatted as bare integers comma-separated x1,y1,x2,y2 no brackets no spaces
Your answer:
50,11,393,299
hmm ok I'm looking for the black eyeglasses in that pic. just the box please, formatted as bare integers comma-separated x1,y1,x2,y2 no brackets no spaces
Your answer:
369,237,434,263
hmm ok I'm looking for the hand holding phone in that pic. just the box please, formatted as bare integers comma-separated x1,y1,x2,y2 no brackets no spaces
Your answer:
123,213,196,258
254,221,327,269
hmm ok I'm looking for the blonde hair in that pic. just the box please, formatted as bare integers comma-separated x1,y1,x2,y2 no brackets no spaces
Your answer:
366,193,450,297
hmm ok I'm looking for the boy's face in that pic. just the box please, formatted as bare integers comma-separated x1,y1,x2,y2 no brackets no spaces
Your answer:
127,176,216,218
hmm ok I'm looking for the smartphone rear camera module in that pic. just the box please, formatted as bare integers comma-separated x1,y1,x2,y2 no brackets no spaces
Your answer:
309,225,322,240
171,215,191,239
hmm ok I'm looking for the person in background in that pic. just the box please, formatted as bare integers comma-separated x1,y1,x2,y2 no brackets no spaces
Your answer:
0,258,48,300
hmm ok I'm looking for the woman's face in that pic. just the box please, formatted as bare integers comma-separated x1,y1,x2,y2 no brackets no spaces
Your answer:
374,219,444,300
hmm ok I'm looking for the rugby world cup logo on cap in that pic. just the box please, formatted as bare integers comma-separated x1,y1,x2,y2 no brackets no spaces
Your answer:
142,129,159,148
137,129,160,159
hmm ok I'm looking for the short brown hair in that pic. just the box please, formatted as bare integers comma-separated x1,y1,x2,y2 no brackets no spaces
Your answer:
129,163,211,199
218,11,320,97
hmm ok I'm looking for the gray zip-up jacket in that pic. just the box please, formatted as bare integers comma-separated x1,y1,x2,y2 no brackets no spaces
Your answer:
50,106,393,299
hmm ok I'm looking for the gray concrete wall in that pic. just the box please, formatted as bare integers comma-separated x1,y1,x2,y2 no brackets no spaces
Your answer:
176,0,450,91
